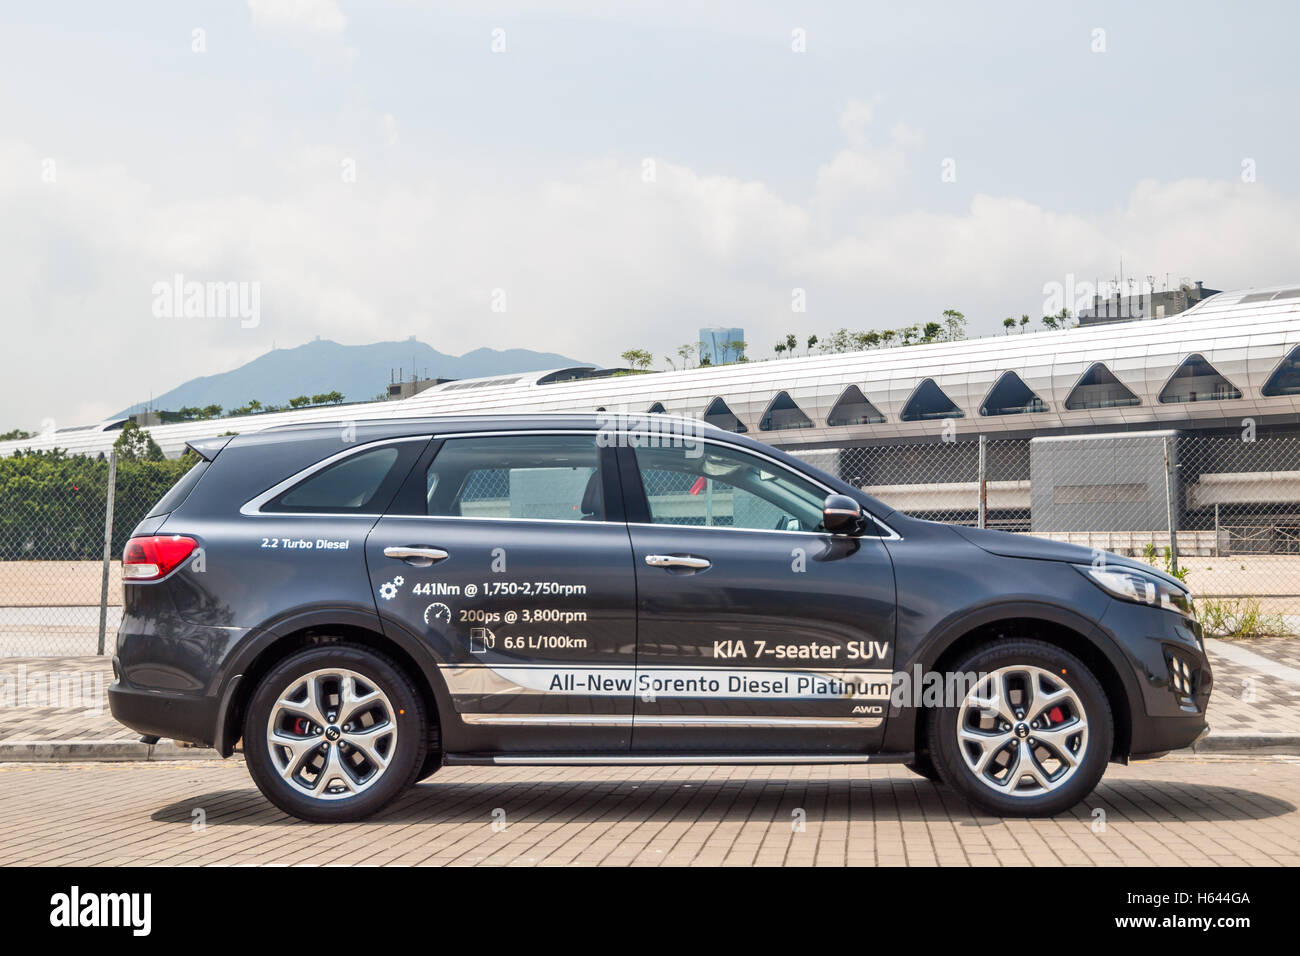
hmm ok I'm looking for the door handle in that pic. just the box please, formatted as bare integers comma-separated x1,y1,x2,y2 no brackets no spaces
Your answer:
384,546,450,566
644,554,711,570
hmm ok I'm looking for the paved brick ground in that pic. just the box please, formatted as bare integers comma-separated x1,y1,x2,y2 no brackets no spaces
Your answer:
0,657,134,742
0,755,1295,866
2,638,1298,746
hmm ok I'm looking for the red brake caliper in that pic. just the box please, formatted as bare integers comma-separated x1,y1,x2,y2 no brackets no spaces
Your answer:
1047,706,1065,725
293,717,310,735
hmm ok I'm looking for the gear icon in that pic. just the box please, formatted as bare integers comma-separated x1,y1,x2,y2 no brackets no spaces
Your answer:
393,576,404,587
379,581,399,601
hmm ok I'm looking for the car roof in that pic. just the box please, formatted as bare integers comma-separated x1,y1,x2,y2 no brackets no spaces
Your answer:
259,412,724,439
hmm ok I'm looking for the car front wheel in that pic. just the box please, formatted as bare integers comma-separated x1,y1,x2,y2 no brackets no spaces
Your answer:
244,644,426,822
929,639,1113,817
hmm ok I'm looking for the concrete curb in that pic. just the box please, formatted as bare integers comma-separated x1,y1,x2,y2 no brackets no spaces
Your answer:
1186,733,1300,756
1,736,1298,763
0,739,217,762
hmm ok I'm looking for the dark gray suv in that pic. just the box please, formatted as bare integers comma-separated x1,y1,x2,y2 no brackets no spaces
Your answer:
108,414,1211,821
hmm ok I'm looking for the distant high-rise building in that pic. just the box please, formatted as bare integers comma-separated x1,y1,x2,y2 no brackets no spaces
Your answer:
699,326,745,365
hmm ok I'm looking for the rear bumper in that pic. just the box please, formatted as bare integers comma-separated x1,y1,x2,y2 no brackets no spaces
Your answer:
108,681,218,748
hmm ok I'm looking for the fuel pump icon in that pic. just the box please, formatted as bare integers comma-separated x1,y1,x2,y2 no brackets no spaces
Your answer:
469,626,497,654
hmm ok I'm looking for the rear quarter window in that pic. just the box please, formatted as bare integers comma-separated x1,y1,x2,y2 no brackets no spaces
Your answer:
147,460,209,518
263,445,408,514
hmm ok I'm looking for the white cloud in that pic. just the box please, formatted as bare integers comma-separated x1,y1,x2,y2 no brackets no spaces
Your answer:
246,0,347,34
4,124,1300,428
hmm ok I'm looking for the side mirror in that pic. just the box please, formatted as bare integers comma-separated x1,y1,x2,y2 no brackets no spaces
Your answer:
822,493,866,535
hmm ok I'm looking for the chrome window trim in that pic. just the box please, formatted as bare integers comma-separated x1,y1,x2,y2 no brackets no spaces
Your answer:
240,427,900,539
425,428,902,540
239,435,433,517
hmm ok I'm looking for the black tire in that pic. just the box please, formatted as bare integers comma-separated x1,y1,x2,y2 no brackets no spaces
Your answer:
244,644,427,822
928,639,1112,817
416,749,442,783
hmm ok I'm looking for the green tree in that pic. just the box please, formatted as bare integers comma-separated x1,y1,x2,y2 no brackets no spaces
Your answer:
941,309,966,341
0,428,34,441
881,329,897,347
113,421,163,462
1018,314,1030,332
676,344,695,369
806,334,818,355
726,339,748,363
821,328,850,353
922,321,943,342
288,395,312,408
619,348,653,372
1002,317,1016,334
774,342,787,359
785,333,798,355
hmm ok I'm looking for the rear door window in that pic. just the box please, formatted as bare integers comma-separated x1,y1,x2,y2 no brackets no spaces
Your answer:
425,434,604,521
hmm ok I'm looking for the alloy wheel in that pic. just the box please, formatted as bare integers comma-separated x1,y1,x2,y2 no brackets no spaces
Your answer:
265,668,399,801
955,664,1089,798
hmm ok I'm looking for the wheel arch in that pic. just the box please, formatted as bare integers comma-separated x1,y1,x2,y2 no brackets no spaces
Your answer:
888,604,1136,764
214,608,449,759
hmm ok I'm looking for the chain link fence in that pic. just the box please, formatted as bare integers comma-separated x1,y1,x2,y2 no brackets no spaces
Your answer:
832,432,1300,636
2,433,1298,656
0,450,193,656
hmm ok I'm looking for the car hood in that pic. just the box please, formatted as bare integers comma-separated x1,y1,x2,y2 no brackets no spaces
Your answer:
947,524,1186,589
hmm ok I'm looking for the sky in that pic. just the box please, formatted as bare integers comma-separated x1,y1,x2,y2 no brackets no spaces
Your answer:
4,0,1300,429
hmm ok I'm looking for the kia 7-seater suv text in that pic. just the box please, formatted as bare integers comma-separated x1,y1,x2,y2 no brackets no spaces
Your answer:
109,415,1211,821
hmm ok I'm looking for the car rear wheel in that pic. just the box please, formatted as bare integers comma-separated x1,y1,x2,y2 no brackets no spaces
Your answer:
929,639,1112,817
244,644,426,822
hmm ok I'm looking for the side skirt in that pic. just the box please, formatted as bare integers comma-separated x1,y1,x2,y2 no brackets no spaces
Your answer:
443,751,915,767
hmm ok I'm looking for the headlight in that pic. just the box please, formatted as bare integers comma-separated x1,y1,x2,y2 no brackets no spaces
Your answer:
1074,563,1194,619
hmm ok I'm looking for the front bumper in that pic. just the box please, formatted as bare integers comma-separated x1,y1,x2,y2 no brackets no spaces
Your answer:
1097,597,1213,756
1129,715,1210,758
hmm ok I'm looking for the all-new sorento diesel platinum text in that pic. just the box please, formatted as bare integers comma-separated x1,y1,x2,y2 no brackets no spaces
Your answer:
109,415,1211,821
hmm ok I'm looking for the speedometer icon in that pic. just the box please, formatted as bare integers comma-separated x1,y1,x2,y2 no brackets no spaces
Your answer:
423,602,452,626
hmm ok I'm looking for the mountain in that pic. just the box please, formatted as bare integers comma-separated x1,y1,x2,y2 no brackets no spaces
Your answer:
116,338,594,417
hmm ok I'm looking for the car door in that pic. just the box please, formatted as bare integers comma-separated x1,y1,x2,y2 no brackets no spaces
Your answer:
366,431,637,754
619,437,897,754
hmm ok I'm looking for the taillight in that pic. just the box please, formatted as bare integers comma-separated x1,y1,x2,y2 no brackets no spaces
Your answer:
122,535,199,581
